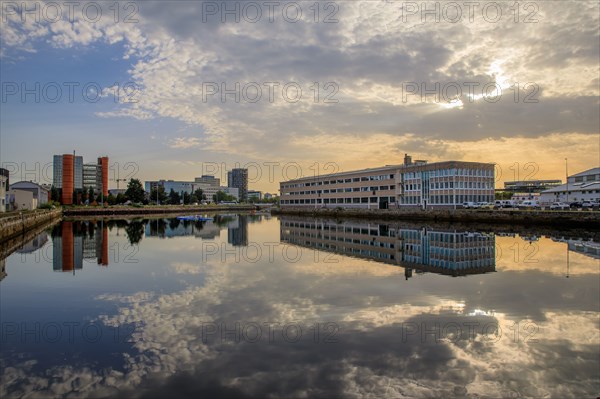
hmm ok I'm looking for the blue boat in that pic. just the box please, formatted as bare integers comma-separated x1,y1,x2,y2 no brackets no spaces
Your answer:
176,215,214,221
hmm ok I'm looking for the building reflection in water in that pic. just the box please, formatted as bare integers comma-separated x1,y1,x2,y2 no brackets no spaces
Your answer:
51,221,109,273
280,217,496,279
144,214,251,244
228,215,249,246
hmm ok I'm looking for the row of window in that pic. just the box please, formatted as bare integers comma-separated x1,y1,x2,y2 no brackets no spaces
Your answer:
283,185,396,196
404,168,493,179
281,174,396,189
282,222,384,236
399,195,494,204
281,196,396,205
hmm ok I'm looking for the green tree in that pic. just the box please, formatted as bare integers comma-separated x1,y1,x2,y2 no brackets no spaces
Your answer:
125,178,145,203
183,191,191,205
169,189,181,205
213,190,235,203
50,186,60,202
107,193,116,205
189,194,198,204
194,188,204,201
116,193,126,204
150,186,168,204
88,186,95,203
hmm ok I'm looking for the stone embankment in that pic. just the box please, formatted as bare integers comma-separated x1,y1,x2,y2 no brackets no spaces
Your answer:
62,205,257,217
0,209,62,243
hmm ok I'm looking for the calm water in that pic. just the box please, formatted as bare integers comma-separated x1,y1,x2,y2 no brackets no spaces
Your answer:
1,214,599,398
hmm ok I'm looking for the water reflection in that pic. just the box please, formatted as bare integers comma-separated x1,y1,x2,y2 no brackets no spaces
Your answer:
0,214,598,398
50,221,109,271
280,218,496,279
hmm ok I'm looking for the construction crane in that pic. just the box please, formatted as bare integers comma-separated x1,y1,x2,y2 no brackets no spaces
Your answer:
113,178,128,190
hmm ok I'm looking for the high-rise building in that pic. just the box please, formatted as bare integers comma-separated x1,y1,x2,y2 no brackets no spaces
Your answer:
227,168,248,201
97,157,109,197
83,163,99,190
53,153,108,204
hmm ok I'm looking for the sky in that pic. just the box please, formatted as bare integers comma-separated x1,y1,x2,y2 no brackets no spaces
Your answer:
0,0,599,193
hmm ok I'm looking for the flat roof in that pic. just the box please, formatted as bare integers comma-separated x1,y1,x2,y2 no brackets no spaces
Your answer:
570,167,600,178
281,160,494,184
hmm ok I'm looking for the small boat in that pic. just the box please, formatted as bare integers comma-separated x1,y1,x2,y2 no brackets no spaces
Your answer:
176,215,214,221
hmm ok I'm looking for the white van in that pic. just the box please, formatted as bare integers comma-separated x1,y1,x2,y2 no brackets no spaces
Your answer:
519,200,540,209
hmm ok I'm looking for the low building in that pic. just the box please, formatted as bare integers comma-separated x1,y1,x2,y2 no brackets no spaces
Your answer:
8,189,36,211
539,167,600,204
279,154,495,209
9,181,49,207
503,179,562,193
511,193,540,203
247,190,262,201
145,180,239,202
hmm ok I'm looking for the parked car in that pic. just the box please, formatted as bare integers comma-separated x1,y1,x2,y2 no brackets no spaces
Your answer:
519,200,540,209
462,202,476,209
569,201,582,208
581,200,600,209
495,200,515,208
478,202,494,209
549,202,570,210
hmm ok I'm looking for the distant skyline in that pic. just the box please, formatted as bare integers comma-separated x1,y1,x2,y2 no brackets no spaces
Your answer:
1,1,599,193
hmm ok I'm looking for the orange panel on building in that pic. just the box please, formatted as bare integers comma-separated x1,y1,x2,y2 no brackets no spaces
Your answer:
100,225,109,266
62,154,74,205
98,157,109,197
62,222,74,271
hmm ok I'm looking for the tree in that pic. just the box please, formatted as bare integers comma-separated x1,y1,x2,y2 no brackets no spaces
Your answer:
189,194,198,204
125,179,145,203
183,192,191,205
107,193,117,205
169,188,181,205
194,188,204,202
150,186,168,204
88,186,95,203
213,190,235,203
116,193,126,204
50,186,60,202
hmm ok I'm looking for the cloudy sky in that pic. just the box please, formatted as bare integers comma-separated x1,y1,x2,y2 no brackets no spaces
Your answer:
1,0,598,192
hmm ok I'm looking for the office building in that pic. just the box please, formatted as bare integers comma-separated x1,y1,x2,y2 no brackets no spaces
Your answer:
539,167,600,204
53,153,108,204
280,154,495,209
0,168,8,212
195,175,220,187
228,168,248,202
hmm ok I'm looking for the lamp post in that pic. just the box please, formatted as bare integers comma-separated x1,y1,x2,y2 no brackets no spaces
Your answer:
565,158,568,203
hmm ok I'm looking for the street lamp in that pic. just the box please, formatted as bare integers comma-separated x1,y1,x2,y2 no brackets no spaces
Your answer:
565,158,568,203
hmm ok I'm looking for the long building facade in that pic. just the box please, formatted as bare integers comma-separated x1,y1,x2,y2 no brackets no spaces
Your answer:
279,216,496,278
279,155,495,209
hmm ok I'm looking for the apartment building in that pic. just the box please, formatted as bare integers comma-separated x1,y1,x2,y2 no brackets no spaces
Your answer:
280,155,495,209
